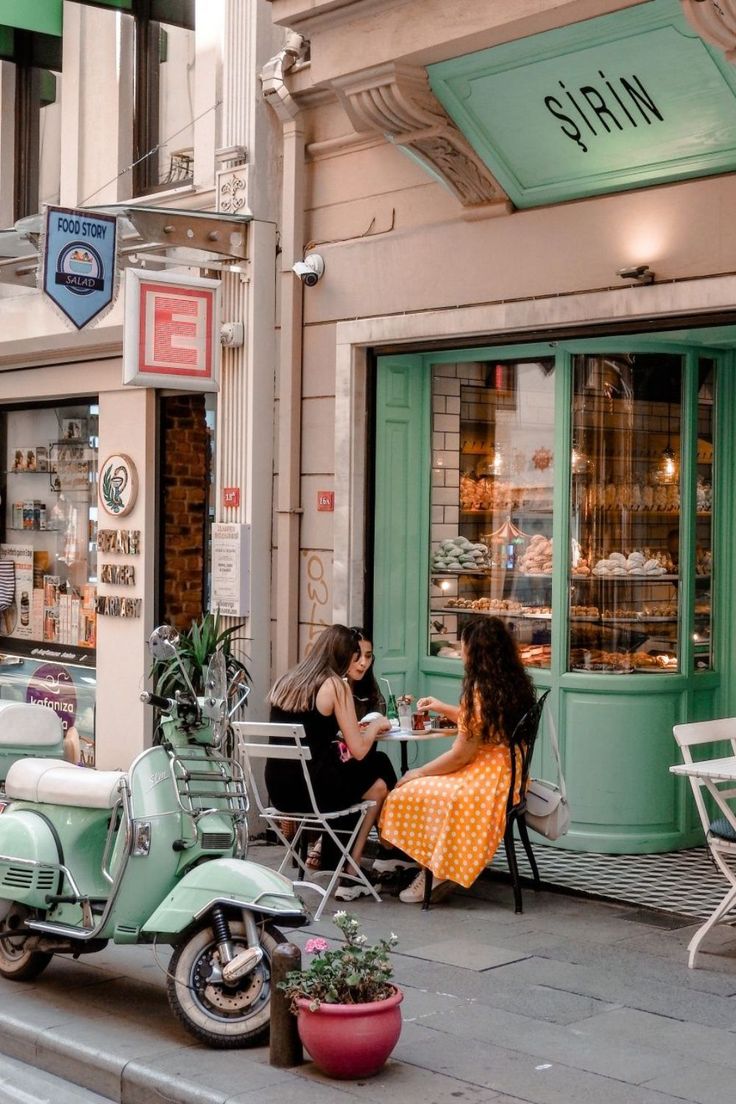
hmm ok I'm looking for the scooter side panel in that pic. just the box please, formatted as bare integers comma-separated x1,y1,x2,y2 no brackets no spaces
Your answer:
0,808,61,908
141,857,304,936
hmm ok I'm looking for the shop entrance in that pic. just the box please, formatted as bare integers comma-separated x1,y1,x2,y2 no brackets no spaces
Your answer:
372,326,736,854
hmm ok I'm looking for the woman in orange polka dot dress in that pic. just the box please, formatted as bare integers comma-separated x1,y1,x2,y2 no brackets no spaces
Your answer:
379,618,537,904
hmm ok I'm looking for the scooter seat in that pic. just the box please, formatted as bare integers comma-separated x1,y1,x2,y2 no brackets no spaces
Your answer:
5,758,126,809
0,702,64,746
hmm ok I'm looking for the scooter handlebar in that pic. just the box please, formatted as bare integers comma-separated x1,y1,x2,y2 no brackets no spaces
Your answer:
140,691,177,712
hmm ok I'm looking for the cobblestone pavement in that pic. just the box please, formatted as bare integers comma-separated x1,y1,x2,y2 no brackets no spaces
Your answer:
0,841,734,1104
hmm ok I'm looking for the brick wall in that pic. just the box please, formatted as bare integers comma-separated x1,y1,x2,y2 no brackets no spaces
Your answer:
160,394,210,631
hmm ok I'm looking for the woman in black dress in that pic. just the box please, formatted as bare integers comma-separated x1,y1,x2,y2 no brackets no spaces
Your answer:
267,624,393,899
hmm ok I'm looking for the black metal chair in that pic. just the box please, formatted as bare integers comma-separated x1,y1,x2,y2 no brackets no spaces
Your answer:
420,688,550,912
502,688,550,913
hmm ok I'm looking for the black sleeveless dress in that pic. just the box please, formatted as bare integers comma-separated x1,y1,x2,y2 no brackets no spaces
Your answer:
266,702,396,813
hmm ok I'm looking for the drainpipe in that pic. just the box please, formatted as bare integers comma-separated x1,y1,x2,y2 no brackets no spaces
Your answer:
261,33,306,674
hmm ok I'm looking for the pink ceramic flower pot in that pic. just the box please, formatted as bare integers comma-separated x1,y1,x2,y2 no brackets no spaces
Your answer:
295,987,403,1079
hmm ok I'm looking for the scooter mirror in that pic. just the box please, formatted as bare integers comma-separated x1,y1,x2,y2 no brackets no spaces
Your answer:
148,624,180,660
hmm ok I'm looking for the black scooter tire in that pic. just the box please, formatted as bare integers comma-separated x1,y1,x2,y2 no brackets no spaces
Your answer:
166,919,285,1048
0,938,52,981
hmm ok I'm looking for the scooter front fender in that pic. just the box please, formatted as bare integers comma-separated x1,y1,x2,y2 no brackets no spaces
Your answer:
140,858,306,936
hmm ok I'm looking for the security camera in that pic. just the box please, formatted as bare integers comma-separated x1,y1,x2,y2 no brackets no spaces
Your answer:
292,253,325,287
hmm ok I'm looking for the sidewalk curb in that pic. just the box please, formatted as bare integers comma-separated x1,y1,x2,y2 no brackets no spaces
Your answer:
0,1007,248,1104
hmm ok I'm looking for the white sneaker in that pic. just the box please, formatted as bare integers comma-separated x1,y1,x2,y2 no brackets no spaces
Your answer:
399,869,452,904
334,870,382,902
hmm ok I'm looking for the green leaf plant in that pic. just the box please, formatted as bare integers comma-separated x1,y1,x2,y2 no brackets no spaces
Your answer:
150,609,251,701
279,912,398,1012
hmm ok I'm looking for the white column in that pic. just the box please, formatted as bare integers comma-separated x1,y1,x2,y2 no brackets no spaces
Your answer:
214,1,279,713
95,386,157,768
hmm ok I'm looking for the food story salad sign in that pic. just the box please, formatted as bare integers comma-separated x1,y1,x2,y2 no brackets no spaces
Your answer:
42,206,118,329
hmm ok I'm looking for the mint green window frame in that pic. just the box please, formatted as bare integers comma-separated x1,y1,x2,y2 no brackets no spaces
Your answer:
374,337,734,854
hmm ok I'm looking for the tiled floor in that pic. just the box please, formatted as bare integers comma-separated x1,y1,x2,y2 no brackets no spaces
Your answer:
489,841,728,920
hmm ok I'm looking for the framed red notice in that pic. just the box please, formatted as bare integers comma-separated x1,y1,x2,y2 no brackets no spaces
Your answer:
123,268,220,392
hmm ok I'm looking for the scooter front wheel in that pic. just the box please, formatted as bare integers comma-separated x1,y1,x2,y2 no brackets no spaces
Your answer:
167,919,285,1048
0,904,52,981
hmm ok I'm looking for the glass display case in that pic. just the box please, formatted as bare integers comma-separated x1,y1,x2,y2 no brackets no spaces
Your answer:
429,357,556,668
0,403,98,665
567,353,712,674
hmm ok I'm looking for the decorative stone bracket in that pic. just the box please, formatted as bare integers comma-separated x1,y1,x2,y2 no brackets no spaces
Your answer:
331,63,509,211
681,0,736,61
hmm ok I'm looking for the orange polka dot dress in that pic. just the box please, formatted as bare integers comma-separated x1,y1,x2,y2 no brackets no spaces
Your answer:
379,708,517,889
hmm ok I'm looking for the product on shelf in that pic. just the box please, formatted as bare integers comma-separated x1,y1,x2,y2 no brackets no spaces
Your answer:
431,537,491,572
592,551,667,577
571,604,599,618
696,549,712,576
519,644,551,666
518,534,552,574
582,481,681,513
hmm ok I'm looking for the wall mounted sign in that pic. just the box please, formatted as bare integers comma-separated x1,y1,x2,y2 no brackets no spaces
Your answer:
99,454,138,517
317,490,335,512
223,486,240,508
97,529,141,554
428,0,736,208
123,268,220,392
42,206,118,328
210,523,250,618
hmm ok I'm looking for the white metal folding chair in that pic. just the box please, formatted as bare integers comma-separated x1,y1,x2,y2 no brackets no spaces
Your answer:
672,717,736,967
234,721,381,920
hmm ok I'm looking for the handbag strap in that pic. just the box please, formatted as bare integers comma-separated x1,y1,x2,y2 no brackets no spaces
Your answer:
545,707,568,803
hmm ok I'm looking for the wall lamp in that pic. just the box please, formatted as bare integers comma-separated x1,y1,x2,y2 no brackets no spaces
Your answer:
617,264,655,285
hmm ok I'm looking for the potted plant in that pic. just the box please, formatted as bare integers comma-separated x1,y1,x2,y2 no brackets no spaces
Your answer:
279,911,402,1079
151,610,250,696
150,611,250,750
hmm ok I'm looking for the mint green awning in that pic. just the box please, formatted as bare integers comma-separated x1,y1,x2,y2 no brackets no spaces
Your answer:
429,0,736,209
0,0,62,36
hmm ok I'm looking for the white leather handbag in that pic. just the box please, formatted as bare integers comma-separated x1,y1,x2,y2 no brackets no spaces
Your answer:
525,711,570,840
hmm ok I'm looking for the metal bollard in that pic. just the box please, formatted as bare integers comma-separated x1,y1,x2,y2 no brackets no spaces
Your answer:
270,942,303,1067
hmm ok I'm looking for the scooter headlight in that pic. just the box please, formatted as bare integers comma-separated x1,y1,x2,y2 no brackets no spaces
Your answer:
132,820,152,856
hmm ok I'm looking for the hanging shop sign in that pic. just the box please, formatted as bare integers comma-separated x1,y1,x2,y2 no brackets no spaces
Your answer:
428,0,736,208
41,206,118,329
211,523,250,618
99,454,138,518
123,269,220,392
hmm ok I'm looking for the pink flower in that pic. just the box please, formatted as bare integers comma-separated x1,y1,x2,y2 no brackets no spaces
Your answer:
305,937,329,955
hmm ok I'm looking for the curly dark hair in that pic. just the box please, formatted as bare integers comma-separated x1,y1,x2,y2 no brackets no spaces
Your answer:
459,618,536,744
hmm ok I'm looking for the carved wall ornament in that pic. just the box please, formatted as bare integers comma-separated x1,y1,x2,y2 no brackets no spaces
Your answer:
331,63,509,210
217,166,249,214
681,0,736,62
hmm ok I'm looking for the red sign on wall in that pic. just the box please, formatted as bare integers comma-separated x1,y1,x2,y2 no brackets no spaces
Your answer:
223,487,240,508
317,490,334,512
123,269,220,392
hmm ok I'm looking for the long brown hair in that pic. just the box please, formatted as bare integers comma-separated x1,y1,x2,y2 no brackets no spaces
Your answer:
459,618,536,744
268,624,360,713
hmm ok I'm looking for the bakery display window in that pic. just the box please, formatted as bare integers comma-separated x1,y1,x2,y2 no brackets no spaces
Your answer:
428,358,555,668
568,353,694,673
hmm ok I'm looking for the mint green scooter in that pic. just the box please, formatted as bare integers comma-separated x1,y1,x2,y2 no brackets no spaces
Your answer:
0,627,307,1048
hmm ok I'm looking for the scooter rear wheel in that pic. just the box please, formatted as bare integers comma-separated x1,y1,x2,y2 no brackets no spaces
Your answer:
167,919,285,1048
0,904,52,981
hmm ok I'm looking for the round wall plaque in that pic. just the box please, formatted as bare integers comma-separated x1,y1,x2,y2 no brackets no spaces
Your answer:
99,453,138,517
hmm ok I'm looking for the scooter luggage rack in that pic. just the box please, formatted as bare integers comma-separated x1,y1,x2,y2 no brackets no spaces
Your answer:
169,746,249,820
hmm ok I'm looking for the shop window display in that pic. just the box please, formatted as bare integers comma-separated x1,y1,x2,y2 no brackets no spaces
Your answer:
429,359,555,668
568,353,712,674
0,403,98,765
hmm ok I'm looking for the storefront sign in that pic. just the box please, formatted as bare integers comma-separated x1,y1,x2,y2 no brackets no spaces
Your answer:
42,206,118,329
428,0,736,208
99,454,138,517
26,662,76,735
211,523,250,618
123,269,220,392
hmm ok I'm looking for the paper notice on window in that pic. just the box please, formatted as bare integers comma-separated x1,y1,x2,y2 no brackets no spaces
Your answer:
210,523,250,618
